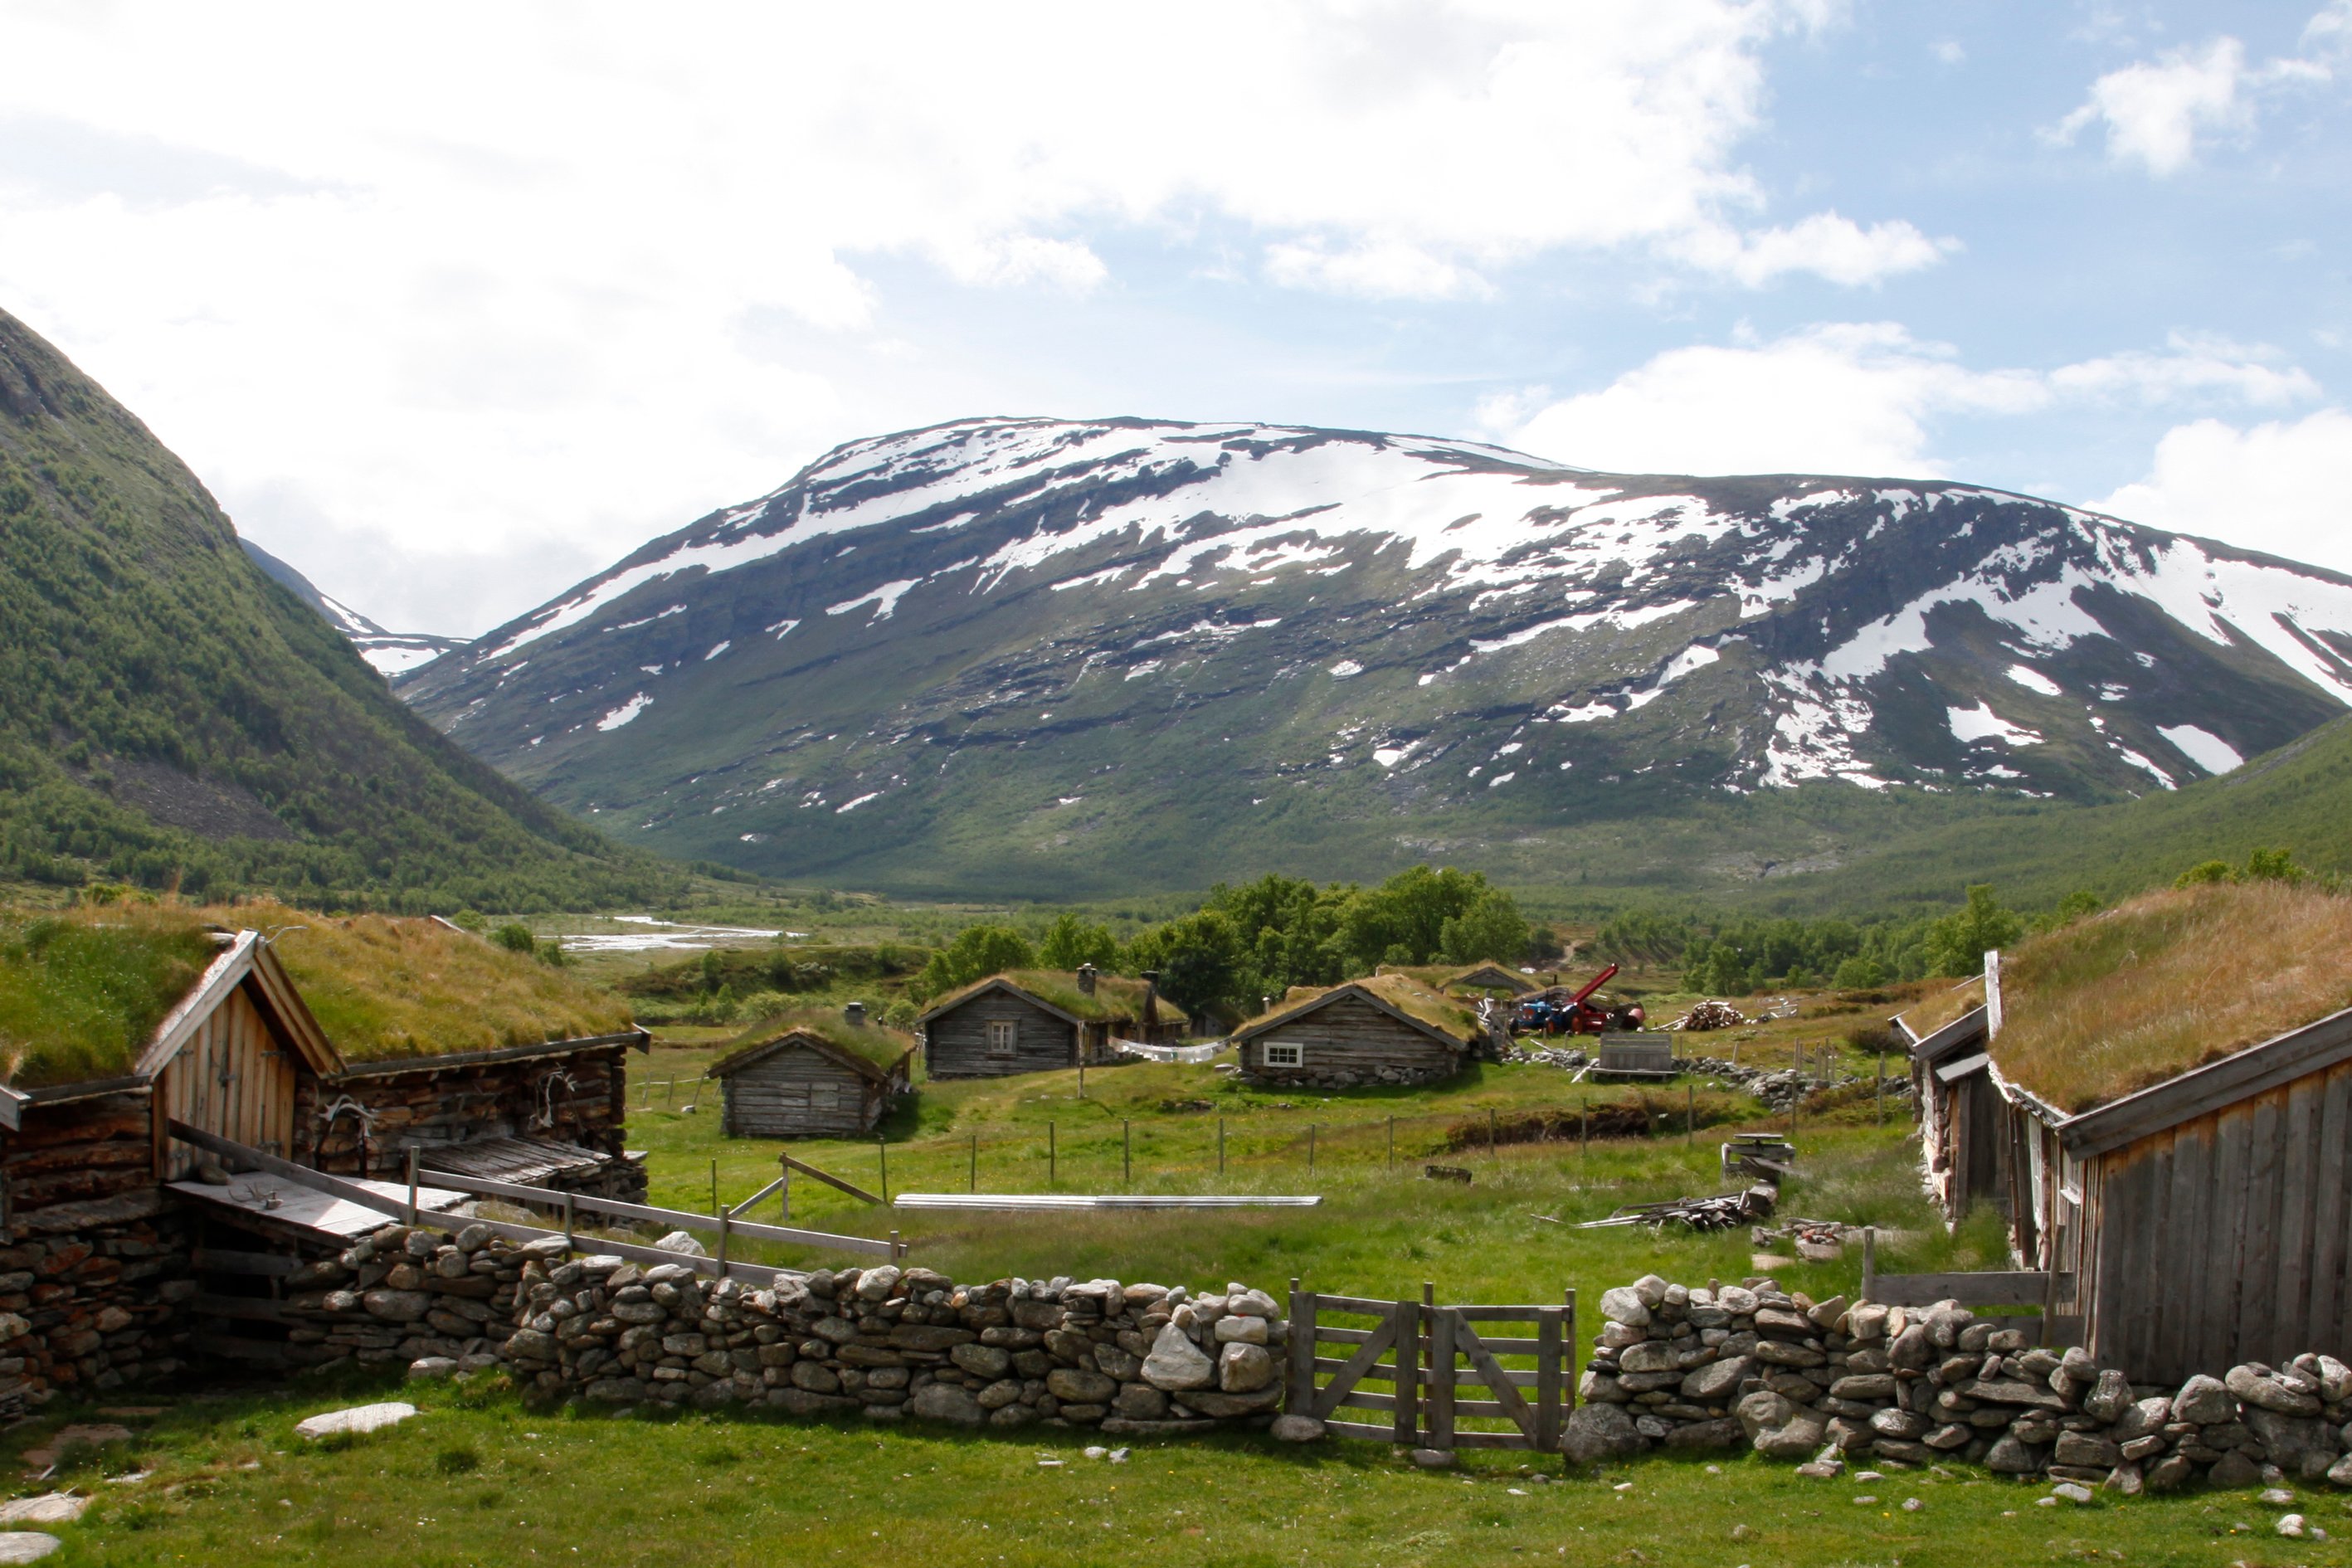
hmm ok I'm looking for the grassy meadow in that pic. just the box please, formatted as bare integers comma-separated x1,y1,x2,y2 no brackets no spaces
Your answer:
7,991,2344,1565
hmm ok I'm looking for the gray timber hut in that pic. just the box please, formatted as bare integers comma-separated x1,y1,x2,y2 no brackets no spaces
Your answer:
918,967,1181,1080
709,1006,914,1138
1232,974,1482,1088
1901,938,2352,1385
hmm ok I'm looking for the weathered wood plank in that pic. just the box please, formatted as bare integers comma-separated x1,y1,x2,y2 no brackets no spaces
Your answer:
2203,1106,2252,1367
2274,1079,2320,1357
2160,1119,2210,1382
1428,1307,1455,1450
1286,1288,1316,1417
2238,1092,2284,1364
2307,1064,2352,1352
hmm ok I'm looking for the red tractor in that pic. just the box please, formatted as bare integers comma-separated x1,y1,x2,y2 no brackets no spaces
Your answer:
1514,963,1647,1037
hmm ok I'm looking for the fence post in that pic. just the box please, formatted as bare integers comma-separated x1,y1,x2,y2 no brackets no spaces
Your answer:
777,1154,791,1221
891,1229,903,1262
1049,1121,1056,1186
1424,1281,1454,1452
1286,1278,1315,1417
1392,1289,1419,1444
562,1191,576,1253
404,1146,419,1228
1566,1287,1579,1415
709,1159,718,1217
878,1137,889,1204
716,1202,731,1274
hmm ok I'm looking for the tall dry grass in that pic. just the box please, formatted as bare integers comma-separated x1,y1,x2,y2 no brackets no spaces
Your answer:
1994,881,2352,1113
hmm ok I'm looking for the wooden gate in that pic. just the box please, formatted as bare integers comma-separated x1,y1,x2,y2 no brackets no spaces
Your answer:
1286,1280,1575,1452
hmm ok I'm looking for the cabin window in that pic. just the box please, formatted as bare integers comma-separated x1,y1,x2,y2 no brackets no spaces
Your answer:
986,1020,1018,1058
1264,1042,1303,1068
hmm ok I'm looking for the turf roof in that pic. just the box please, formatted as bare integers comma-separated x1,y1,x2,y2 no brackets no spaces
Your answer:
0,903,221,1089
712,1006,915,1078
1989,881,2352,1114
1234,972,1483,1045
923,969,1165,1024
1899,976,1987,1044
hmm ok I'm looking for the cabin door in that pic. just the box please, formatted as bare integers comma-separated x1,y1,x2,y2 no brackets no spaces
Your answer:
156,985,300,1179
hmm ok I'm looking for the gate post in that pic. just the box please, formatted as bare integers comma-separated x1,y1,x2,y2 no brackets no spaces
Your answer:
1391,1293,1419,1444
1536,1301,1563,1453
1426,1287,1456,1452
1287,1278,1315,1416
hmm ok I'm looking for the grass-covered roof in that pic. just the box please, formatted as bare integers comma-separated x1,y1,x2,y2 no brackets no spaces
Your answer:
1235,972,1483,1045
923,969,1165,1024
711,1006,915,1079
251,903,634,1064
0,904,221,1089
1989,881,2352,1114
1899,976,1986,1044
0,900,635,1088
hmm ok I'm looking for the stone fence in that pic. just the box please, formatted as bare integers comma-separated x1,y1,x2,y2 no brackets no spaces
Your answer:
1566,1273,2352,1492
283,1224,1288,1433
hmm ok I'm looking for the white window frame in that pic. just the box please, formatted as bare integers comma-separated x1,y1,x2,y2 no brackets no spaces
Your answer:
1264,1041,1303,1069
986,1019,1018,1058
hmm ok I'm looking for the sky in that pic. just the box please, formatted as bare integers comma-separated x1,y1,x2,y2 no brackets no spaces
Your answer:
1,0,2347,637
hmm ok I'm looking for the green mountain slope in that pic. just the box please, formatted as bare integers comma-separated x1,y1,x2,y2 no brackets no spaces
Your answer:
1739,713,2352,916
0,307,675,910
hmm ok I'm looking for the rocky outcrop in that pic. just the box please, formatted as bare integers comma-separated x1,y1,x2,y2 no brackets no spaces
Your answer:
1576,1271,2352,1491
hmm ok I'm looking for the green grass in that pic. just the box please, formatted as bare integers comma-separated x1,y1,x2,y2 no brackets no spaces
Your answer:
12,1355,2345,1565
0,903,216,1087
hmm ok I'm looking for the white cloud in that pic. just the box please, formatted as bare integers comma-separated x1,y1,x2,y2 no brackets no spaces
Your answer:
1507,324,2317,478
0,0,1939,632
2087,410,2352,577
1673,212,1952,289
2049,18,2337,177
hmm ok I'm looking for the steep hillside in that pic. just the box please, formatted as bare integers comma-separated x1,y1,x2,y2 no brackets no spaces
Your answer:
403,416,2352,899
0,307,675,910
241,539,463,676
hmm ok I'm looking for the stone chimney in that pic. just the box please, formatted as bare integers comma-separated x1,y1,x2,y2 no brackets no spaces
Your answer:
844,1001,867,1027
1076,962,1097,996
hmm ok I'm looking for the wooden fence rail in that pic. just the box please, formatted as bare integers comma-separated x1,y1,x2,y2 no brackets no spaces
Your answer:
1859,1227,2079,1343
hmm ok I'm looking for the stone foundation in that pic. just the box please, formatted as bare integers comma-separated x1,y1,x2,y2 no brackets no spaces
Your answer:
0,1194,194,1411
1564,1272,2352,1492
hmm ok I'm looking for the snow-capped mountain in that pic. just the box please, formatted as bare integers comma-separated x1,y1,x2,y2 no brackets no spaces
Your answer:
241,539,464,677
402,416,2352,895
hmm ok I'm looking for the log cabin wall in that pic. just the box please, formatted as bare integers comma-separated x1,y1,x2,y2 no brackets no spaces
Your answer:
720,1045,894,1138
925,993,1078,1079
2077,1055,2352,1385
293,1042,631,1179
1238,997,1463,1088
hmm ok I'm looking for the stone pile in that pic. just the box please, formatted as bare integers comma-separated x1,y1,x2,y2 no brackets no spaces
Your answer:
1563,1273,2352,1493
290,1225,1290,1434
1676,1058,1913,1112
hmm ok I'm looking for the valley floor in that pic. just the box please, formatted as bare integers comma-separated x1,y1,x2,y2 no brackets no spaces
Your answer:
4,1020,2340,1565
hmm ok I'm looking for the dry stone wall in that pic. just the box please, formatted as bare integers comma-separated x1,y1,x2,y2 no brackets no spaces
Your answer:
0,1194,193,1413
285,1225,1288,1434
1566,1273,2352,1493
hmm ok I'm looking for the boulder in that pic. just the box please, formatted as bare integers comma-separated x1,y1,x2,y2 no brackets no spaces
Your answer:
1984,1435,2038,1473
1141,1323,1216,1390
1219,1342,1275,1394
1680,1356,1750,1403
1561,1400,1644,1465
1736,1390,1795,1439
1214,1315,1269,1346
1755,1413,1828,1459
951,1342,1011,1380
2111,1395,2172,1446
1271,1414,1326,1443
1113,1383,1167,1421
2052,1431,2121,1470
362,1288,431,1323
1183,1385,1286,1417
0,1536,57,1564
1598,1287,1650,1327
2228,1365,2323,1418
1618,1341,1681,1376
1829,1373,1897,1402
2174,1375,2235,1425
2208,1449,2263,1489
2243,1407,2339,1478
1663,1419,1746,1449
2082,1369,2134,1424
295,1402,416,1439
908,1384,986,1426
1046,1368,1119,1405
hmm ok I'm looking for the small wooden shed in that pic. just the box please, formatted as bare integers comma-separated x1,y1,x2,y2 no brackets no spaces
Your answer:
1900,884,2352,1382
709,1007,914,1137
1232,975,1480,1088
918,967,1181,1079
1442,962,1538,998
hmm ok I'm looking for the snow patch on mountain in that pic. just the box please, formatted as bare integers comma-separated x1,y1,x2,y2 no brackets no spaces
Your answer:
2158,723,2244,775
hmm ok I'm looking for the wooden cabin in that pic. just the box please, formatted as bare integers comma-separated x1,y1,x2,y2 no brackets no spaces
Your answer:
1899,884,2352,1382
918,967,1182,1079
1442,962,1538,997
709,1006,914,1137
1232,975,1481,1088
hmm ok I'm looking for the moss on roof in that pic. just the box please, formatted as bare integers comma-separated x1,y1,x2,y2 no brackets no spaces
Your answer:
1900,976,1987,1044
1235,972,1483,1045
235,902,633,1064
712,1007,914,1078
0,904,221,1089
923,969,1166,1025
1990,881,2352,1114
